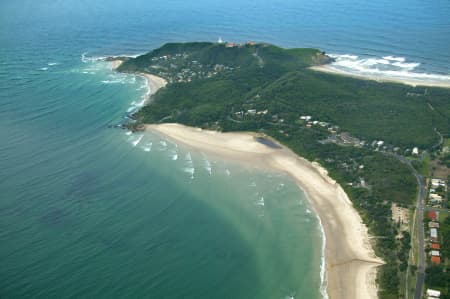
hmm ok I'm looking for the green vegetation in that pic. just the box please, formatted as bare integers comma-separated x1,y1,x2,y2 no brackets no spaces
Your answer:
119,42,450,298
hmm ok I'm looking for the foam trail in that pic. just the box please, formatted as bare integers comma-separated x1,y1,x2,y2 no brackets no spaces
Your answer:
256,196,265,206
142,142,152,152
184,152,195,178
201,153,212,175
132,134,144,147
169,149,178,160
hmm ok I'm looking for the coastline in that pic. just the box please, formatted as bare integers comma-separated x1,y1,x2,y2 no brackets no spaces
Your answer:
311,65,450,88
111,59,167,104
146,123,384,299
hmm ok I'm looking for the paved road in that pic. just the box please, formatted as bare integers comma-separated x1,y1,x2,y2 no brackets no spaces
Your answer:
386,153,426,299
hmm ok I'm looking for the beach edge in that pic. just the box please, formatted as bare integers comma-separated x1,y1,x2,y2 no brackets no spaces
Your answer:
146,123,384,299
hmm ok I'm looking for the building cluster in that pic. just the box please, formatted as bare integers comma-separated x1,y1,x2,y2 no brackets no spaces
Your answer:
427,178,447,208
148,54,233,83
219,39,257,48
428,211,441,264
300,115,339,133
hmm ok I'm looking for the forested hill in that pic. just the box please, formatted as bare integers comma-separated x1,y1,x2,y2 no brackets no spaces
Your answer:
119,41,449,149
118,41,332,74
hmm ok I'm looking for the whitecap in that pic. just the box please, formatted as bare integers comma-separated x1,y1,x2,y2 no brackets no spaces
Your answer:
48,62,59,66
382,56,405,62
328,53,450,84
132,135,144,147
256,196,265,206
183,167,195,179
391,61,420,69
39,67,48,71
142,142,152,152
125,131,132,136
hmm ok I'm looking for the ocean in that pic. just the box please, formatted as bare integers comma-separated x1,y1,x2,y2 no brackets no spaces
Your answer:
0,0,449,298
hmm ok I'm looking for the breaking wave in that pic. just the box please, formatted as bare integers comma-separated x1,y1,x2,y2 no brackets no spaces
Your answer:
328,54,450,83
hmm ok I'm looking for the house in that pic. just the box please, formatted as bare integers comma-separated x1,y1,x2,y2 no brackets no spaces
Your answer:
428,222,440,229
377,140,384,146
430,243,440,250
428,211,438,221
412,147,419,155
431,250,440,256
430,256,441,265
430,228,438,241
427,288,441,297
430,194,443,200
300,115,312,121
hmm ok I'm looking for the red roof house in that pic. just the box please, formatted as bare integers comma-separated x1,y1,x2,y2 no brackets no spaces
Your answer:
431,243,441,250
431,256,441,264
428,211,437,221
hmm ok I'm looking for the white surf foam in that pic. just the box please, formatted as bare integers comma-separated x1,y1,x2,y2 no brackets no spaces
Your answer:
256,196,265,206
328,53,450,83
382,56,405,62
142,142,152,152
132,134,144,147
201,153,212,175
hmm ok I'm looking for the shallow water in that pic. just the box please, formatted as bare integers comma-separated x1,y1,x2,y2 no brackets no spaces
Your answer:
1,0,449,298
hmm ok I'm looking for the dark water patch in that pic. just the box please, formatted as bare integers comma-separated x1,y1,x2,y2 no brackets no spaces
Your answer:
255,137,282,148
63,172,100,202
39,207,69,226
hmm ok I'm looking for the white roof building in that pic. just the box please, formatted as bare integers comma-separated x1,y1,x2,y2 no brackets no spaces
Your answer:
431,250,440,256
431,228,438,238
427,288,441,297
412,147,419,155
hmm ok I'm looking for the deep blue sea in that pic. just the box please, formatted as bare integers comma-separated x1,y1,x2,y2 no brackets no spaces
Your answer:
1,0,449,298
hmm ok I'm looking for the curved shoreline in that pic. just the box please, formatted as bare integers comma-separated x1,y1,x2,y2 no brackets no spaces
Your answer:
111,60,167,105
146,123,384,299
110,59,383,298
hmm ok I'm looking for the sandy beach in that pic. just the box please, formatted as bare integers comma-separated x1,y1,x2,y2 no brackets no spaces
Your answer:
111,59,167,104
146,123,384,299
140,73,167,104
311,65,450,88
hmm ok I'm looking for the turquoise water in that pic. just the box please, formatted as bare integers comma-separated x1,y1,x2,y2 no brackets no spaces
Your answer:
1,0,449,298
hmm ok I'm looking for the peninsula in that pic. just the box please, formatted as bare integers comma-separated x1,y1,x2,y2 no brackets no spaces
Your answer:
114,41,450,299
